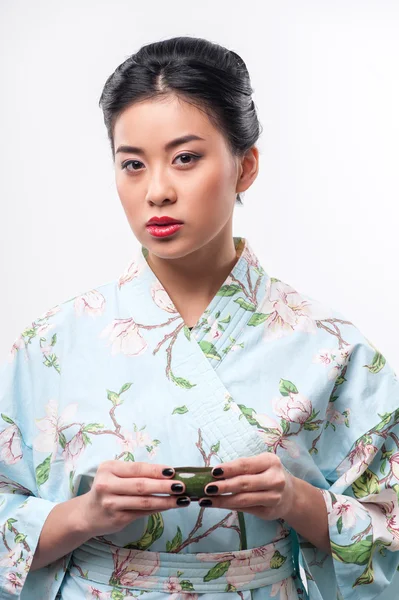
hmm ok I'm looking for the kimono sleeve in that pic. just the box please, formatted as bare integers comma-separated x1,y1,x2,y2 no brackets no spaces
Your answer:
0,321,68,599
319,334,399,599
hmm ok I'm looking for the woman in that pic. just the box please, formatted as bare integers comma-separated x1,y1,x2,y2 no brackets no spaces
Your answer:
0,36,398,600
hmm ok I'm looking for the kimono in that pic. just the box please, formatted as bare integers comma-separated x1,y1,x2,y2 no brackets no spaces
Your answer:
1,235,399,600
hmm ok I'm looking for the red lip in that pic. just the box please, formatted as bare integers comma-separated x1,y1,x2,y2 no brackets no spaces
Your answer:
146,216,183,225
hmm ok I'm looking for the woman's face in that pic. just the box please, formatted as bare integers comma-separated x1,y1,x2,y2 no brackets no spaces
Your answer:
113,94,258,260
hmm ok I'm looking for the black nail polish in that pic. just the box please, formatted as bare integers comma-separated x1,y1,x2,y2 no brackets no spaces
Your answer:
205,484,219,494
212,467,224,477
176,496,191,506
171,483,184,493
199,498,213,507
162,468,175,477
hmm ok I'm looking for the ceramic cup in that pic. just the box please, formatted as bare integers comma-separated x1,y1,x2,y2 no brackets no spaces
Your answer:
172,466,214,499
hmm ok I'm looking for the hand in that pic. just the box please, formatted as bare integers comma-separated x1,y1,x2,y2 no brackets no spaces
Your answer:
198,453,296,521
77,461,190,538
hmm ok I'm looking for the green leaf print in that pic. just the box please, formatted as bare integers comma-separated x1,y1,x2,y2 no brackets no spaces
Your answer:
166,526,182,552
175,377,196,389
247,312,271,326
111,590,125,600
337,516,343,534
217,284,241,297
6,518,17,531
234,298,256,312
225,584,237,592
374,412,392,432
172,405,189,415
1,414,15,425
119,382,133,395
107,390,121,406
364,351,386,374
203,560,231,582
331,535,373,565
83,423,104,432
124,452,135,462
219,315,231,324
199,341,222,361
354,563,374,586
180,580,195,591
352,469,380,498
183,325,191,340
237,404,258,426
14,533,27,544
36,455,52,487
279,379,299,397
171,373,196,389
58,431,67,449
124,513,164,550
211,441,221,453
270,550,287,569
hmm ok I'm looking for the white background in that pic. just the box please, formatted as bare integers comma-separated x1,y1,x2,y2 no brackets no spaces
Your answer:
0,0,398,370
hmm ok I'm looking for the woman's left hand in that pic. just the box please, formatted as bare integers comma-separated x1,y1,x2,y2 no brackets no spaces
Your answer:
199,452,297,521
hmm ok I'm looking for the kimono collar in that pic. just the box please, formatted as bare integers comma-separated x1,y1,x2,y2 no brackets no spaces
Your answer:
118,237,270,349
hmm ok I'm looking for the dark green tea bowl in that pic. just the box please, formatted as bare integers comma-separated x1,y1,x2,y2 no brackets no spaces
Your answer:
172,466,214,500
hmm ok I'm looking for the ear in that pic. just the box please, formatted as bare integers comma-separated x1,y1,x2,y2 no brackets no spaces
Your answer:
236,146,259,195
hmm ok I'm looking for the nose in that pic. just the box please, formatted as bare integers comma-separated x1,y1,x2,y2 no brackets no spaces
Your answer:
145,171,177,207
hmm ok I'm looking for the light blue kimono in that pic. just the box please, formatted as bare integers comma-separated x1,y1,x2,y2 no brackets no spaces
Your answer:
1,236,399,599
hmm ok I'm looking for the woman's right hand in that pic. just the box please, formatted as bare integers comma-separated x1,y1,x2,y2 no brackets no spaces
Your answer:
77,460,189,538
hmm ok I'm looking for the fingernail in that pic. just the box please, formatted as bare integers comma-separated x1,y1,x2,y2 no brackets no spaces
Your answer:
176,496,191,506
205,484,219,495
171,483,184,493
199,498,213,507
212,467,224,477
162,468,175,477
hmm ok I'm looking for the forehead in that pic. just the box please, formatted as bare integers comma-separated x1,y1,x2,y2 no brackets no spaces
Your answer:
113,95,219,144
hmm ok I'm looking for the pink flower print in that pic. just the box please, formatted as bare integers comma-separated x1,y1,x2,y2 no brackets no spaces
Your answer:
272,393,312,424
0,424,23,465
8,334,25,361
260,280,331,341
270,576,296,600
326,405,349,426
151,281,177,313
390,453,399,481
118,259,143,288
62,431,86,471
163,576,182,593
39,306,61,320
0,543,24,568
100,318,148,356
118,428,136,453
33,399,78,463
242,246,259,269
86,586,112,599
337,439,378,483
135,429,152,448
206,316,222,341
148,447,158,459
197,544,275,587
256,413,300,458
74,290,106,317
313,349,334,365
5,571,24,593
330,498,366,530
112,548,160,587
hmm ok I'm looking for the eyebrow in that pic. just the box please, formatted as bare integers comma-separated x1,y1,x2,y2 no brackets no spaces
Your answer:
115,134,206,156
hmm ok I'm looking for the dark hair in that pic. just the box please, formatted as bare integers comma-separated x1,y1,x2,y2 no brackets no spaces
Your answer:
99,36,263,205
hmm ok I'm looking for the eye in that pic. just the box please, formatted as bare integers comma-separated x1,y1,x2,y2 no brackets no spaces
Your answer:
121,153,201,173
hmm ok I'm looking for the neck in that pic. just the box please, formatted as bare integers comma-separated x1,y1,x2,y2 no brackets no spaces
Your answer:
146,232,238,296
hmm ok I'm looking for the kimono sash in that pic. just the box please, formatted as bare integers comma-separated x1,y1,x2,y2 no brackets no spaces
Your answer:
69,534,295,593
